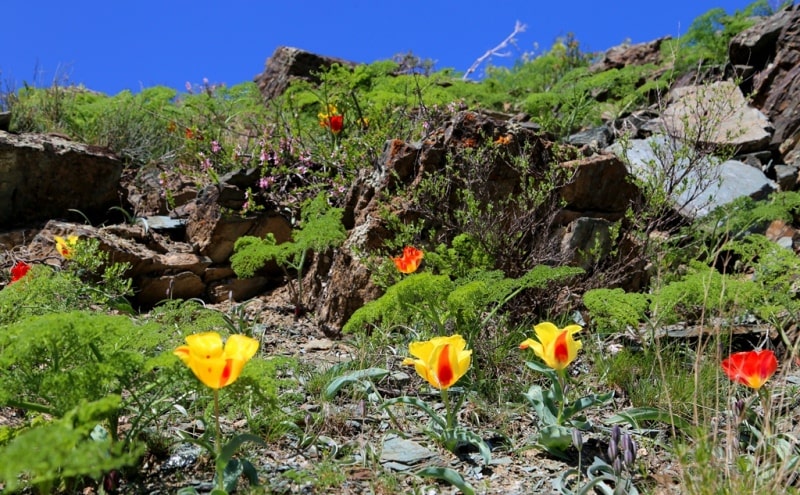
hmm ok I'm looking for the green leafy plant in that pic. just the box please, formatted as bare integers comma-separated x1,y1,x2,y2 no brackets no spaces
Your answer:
0,396,144,494
383,334,492,465
344,264,583,335
520,323,614,456
231,192,346,316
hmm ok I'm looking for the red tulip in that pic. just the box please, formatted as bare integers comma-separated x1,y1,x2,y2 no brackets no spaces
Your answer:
9,261,30,284
721,350,777,390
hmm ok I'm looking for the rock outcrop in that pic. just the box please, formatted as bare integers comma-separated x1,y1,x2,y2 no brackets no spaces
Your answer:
254,46,359,101
731,4,800,163
0,130,122,229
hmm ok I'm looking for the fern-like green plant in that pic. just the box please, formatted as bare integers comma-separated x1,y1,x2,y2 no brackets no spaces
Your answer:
343,265,583,336
0,311,179,451
583,288,650,334
231,193,346,316
0,395,144,493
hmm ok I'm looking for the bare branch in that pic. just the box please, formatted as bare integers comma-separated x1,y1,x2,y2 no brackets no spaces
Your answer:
463,20,527,80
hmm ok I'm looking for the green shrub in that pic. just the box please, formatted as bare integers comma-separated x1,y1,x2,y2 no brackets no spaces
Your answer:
583,288,650,334
0,396,144,493
0,311,175,419
231,193,346,313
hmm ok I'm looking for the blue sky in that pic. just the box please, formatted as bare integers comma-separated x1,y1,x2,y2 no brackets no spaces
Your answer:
2,0,782,96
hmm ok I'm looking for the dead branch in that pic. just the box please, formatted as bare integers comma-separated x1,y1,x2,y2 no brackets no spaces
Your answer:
463,20,527,80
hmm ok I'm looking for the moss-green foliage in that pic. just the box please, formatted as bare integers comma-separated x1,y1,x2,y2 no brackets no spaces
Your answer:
0,265,89,324
344,272,454,334
423,233,495,279
145,298,231,332
723,234,800,326
343,265,583,335
0,395,144,493
8,84,183,163
205,354,301,442
651,261,762,324
583,288,650,334
698,191,800,240
139,299,302,437
231,193,346,278
485,33,588,98
0,311,174,418
585,191,800,334
523,64,668,136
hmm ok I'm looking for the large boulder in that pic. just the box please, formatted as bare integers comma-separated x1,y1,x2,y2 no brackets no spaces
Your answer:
590,36,671,72
734,5,800,164
649,80,773,154
0,131,122,228
609,134,777,218
254,46,358,101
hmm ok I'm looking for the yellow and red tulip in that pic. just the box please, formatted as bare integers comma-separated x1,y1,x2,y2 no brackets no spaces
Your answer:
318,105,344,134
520,322,583,371
721,349,777,390
174,332,259,390
54,235,79,259
391,246,424,274
402,334,472,390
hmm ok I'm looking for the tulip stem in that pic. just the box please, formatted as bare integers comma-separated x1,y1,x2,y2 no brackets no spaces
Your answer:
441,388,453,430
555,370,567,425
758,388,771,438
214,389,224,492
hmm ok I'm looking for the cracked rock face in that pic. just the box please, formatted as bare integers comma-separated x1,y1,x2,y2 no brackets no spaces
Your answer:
0,130,122,229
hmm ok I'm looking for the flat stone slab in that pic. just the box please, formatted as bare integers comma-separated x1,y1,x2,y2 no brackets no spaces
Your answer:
380,435,436,465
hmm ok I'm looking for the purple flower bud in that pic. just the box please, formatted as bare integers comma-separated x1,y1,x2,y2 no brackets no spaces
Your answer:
622,434,636,467
734,398,745,416
611,424,621,443
612,456,623,475
608,437,619,461
572,428,583,451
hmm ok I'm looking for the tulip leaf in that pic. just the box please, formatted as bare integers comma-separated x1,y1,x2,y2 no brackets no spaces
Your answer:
381,396,447,429
524,359,559,378
523,384,559,426
606,407,692,432
323,367,390,400
416,466,475,495
449,428,492,465
537,424,574,458
562,391,614,422
554,466,621,495
218,433,266,469
218,457,243,493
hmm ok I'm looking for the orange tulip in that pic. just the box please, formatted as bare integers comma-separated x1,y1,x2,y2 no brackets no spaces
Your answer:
520,322,582,371
402,335,472,390
391,246,424,274
174,332,259,390
721,350,777,390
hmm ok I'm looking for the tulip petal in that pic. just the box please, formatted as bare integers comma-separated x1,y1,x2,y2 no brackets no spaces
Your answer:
225,334,259,361
722,350,777,390
190,356,230,389
174,345,191,364
405,334,470,390
185,332,224,359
